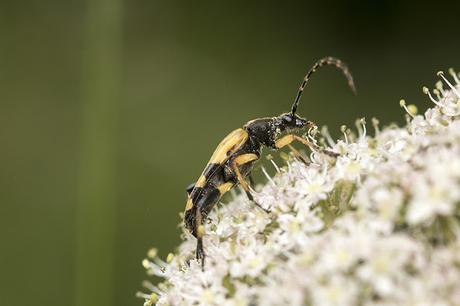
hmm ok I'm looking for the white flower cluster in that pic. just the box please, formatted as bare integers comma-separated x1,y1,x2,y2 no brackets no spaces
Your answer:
139,69,460,306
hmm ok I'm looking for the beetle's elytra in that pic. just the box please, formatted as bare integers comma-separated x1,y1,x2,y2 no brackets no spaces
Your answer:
184,57,356,268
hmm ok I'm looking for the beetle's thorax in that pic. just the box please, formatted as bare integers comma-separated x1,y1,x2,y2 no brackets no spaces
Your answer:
243,117,277,147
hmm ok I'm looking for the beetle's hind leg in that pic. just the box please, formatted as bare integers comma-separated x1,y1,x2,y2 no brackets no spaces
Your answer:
194,208,206,270
240,179,269,213
196,237,205,269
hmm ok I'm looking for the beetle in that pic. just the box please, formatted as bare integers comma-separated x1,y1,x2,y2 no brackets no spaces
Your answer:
184,57,356,267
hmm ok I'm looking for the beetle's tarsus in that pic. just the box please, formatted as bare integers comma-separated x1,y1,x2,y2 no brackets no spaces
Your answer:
196,238,205,270
243,189,271,213
253,200,271,214
322,149,340,157
248,174,255,188
296,154,309,165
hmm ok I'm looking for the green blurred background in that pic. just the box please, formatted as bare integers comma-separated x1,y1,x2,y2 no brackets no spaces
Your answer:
1,0,459,305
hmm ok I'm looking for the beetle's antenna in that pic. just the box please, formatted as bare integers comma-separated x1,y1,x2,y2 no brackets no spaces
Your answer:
291,57,356,115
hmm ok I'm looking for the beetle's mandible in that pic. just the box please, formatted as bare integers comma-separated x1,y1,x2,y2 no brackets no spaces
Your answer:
183,57,356,268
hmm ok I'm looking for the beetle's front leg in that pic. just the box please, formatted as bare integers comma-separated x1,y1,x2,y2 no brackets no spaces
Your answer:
275,134,339,157
231,154,270,213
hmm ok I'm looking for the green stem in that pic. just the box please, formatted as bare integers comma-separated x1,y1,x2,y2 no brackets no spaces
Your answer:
75,1,122,306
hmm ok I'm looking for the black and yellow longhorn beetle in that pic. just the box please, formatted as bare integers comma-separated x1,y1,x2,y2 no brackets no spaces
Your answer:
184,57,356,267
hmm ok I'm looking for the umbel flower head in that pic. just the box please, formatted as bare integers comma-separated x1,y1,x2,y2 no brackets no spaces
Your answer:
138,69,460,306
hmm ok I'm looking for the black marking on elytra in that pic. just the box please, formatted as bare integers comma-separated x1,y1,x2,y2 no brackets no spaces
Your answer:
184,186,221,237
203,163,220,180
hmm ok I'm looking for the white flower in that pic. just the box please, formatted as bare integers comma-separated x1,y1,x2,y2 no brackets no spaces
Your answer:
310,275,358,306
406,175,459,225
140,68,460,306
295,165,334,202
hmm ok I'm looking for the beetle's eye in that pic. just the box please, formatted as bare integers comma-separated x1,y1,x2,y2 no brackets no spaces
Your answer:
282,115,292,123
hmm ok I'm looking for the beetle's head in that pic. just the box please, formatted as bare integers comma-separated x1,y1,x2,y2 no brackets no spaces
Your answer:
275,112,311,132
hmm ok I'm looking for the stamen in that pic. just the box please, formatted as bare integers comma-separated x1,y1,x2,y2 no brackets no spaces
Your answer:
142,259,152,269
147,248,158,259
408,105,418,116
166,253,174,263
354,118,363,138
309,151,319,164
345,127,356,142
307,126,319,146
145,293,158,306
307,132,317,146
433,89,442,100
142,281,160,293
309,151,316,163
136,292,151,300
361,118,367,139
321,164,328,177
371,117,380,136
354,118,366,139
444,110,460,117
437,71,460,97
436,81,446,96
448,68,460,84
270,159,280,173
399,99,417,118
286,160,292,173
321,126,336,147
340,125,348,144
318,137,327,148
261,166,275,186
423,87,444,107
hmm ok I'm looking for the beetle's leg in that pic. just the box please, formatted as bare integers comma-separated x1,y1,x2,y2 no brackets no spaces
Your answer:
322,148,339,157
287,144,309,164
248,173,256,190
275,134,338,157
275,134,315,150
195,208,205,270
232,154,270,213
196,238,205,270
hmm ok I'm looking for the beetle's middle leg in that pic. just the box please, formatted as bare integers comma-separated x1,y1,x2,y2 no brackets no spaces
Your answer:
194,208,205,269
287,143,309,164
248,173,255,188
231,154,270,213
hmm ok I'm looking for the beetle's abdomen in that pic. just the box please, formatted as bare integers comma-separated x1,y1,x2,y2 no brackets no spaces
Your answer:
184,185,226,236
